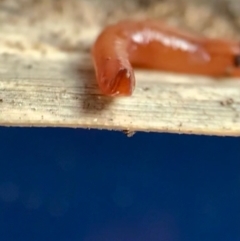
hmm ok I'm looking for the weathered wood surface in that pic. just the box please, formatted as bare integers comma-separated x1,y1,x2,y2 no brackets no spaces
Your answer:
0,54,239,136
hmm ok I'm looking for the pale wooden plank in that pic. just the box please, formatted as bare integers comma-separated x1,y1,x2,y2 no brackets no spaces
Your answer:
0,54,239,136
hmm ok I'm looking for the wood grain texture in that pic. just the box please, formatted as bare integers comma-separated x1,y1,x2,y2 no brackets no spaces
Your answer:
0,54,240,136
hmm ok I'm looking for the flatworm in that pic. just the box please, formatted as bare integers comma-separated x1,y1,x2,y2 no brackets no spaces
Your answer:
91,20,240,96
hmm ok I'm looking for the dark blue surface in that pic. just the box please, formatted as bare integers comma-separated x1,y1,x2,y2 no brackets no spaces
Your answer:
0,127,239,241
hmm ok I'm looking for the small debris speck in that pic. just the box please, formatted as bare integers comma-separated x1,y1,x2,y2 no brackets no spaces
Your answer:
122,129,136,137
143,87,150,91
220,98,234,106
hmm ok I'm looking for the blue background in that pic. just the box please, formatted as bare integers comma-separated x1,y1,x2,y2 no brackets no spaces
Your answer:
0,127,239,241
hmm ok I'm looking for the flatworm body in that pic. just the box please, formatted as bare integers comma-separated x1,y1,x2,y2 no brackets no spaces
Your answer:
91,19,240,96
